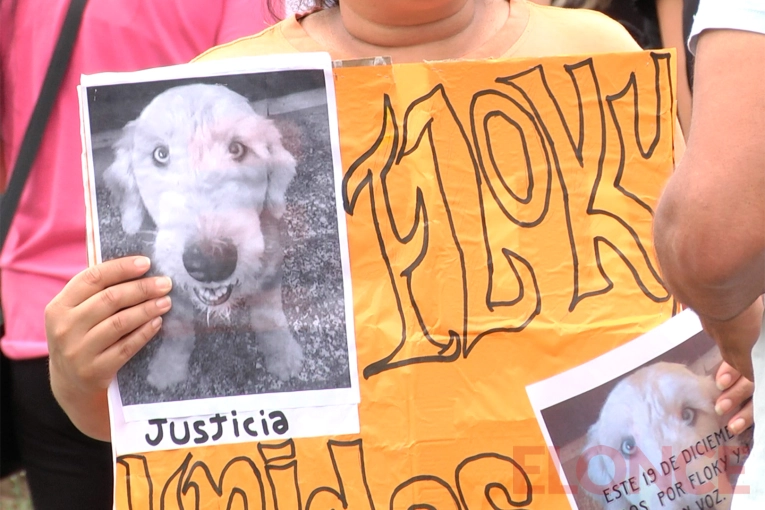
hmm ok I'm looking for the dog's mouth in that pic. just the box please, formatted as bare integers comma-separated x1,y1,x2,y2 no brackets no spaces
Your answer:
193,284,234,306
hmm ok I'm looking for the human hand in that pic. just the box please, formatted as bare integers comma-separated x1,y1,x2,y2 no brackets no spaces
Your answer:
699,298,764,381
714,361,754,435
45,256,172,440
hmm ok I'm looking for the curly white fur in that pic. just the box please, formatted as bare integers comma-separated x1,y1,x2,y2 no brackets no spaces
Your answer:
104,83,303,389
582,362,740,510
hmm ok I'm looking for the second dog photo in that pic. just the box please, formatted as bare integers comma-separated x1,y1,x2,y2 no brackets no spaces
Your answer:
82,62,358,417
527,313,751,510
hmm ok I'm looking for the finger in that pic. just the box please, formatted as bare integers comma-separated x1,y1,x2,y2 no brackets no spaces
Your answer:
715,361,742,391
716,348,754,382
92,317,165,384
85,295,172,356
715,375,754,415
734,357,755,382
727,400,754,435
55,257,153,308
75,275,172,329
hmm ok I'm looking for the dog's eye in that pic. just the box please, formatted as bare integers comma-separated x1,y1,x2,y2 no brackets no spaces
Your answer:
620,436,637,457
152,145,170,166
228,141,247,161
681,407,698,426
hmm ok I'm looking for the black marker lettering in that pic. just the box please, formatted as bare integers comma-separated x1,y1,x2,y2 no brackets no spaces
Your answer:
145,418,167,446
170,421,190,445
270,411,289,435
243,417,259,437
262,417,270,436
193,420,208,444
209,413,227,441
231,410,240,437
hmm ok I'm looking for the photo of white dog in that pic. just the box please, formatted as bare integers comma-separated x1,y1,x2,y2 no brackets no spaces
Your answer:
583,362,740,510
103,83,303,390
529,326,752,510
86,70,354,407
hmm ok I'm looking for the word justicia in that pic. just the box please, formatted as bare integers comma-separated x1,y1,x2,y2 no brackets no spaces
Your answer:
145,410,288,447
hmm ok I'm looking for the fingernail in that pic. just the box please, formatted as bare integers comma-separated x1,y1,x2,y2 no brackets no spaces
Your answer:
151,317,163,328
155,297,171,310
715,399,732,416
134,257,151,269
717,373,733,391
156,277,172,291
729,418,746,435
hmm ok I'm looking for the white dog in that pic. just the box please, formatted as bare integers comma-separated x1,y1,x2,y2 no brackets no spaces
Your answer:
103,83,303,390
583,362,740,510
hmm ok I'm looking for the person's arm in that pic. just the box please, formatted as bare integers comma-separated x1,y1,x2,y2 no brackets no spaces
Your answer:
654,29,765,377
45,257,172,441
655,0,693,138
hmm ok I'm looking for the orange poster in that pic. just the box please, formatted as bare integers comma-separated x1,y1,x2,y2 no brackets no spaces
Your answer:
79,49,691,509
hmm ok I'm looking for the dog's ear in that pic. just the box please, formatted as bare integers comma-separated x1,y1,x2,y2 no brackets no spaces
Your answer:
102,121,145,234
263,128,297,219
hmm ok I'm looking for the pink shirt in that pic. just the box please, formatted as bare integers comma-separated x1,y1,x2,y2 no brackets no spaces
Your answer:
0,0,273,359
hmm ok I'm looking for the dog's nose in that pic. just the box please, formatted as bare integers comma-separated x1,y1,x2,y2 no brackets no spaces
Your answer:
182,238,238,283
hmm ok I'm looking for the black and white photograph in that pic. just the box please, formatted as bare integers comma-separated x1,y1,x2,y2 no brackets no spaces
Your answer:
526,311,751,510
80,55,359,422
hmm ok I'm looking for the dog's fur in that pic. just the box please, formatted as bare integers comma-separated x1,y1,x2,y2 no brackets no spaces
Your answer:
583,362,739,510
104,83,303,389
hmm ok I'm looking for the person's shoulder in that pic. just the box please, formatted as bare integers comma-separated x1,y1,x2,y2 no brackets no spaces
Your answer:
194,18,300,63
689,0,765,53
696,0,765,20
520,3,642,55
533,3,642,51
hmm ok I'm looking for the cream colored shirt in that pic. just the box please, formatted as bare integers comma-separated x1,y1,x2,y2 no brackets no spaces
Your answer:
196,0,642,63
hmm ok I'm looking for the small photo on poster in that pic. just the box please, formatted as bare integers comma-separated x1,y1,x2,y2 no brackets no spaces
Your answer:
526,311,751,510
80,54,359,423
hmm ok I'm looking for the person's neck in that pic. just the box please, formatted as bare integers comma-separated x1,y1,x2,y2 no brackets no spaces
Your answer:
341,0,480,48
303,0,512,63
